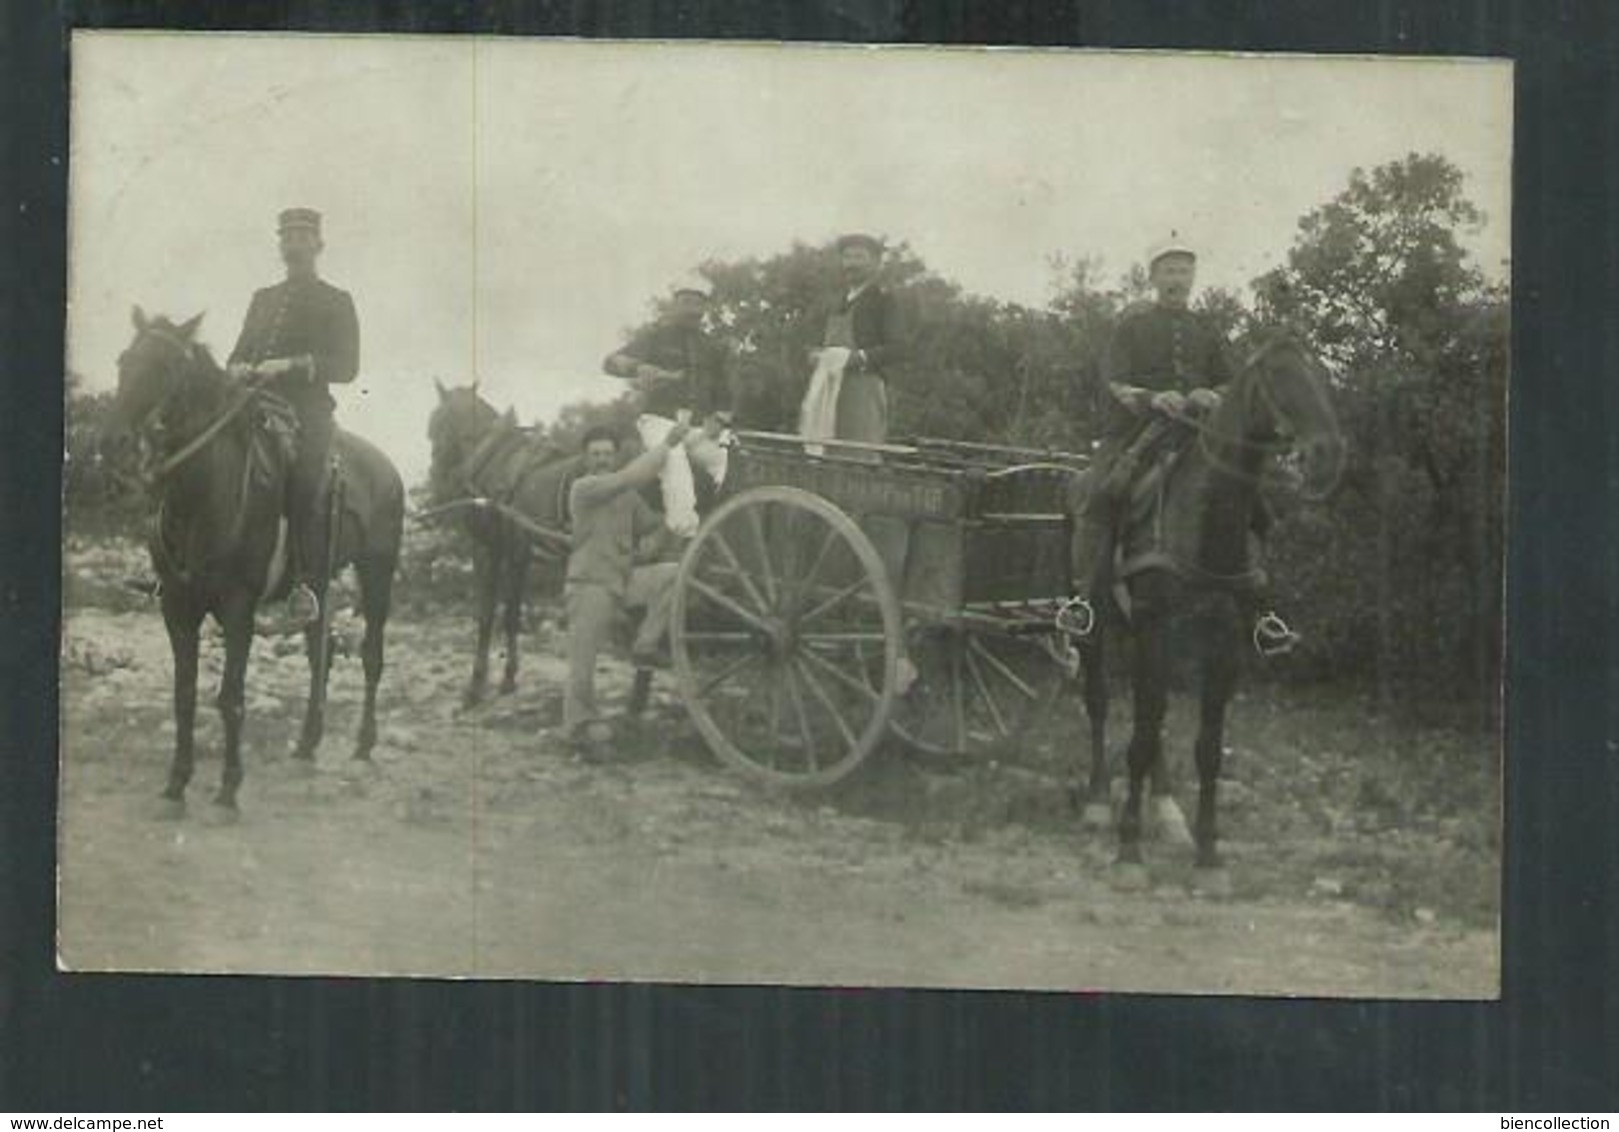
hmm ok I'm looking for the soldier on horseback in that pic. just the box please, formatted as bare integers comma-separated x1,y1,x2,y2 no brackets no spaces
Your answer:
226,207,359,628
1068,234,1296,653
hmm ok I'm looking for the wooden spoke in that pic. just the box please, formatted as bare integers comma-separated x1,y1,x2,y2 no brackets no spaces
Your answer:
964,646,1011,737
743,505,780,608
707,529,773,618
800,632,891,646
784,662,819,771
951,644,967,749
680,631,761,645
797,575,870,629
793,657,857,750
689,577,776,636
694,650,761,701
768,661,785,750
888,628,1067,758
798,646,882,705
789,524,840,609
969,637,1040,701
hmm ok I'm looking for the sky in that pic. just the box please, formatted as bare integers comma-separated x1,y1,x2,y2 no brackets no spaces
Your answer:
68,32,1512,486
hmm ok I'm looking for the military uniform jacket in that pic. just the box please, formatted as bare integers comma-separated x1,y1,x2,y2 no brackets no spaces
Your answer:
605,322,732,420
228,276,360,414
1100,302,1233,438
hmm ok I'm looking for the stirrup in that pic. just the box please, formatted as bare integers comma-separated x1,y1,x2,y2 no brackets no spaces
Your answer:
287,583,322,628
1055,596,1097,639
1253,611,1299,657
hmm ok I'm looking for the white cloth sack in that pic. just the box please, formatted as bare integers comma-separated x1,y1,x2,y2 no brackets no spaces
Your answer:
798,346,851,456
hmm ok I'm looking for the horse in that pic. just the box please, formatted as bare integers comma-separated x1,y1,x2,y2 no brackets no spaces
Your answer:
424,381,581,707
103,307,405,815
1070,333,1346,888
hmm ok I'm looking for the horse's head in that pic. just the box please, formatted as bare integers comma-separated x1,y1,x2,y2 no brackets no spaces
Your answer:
105,306,207,438
426,378,500,489
1242,334,1346,501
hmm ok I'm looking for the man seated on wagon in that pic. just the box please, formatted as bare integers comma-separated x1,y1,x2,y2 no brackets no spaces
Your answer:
563,421,692,751
603,281,735,539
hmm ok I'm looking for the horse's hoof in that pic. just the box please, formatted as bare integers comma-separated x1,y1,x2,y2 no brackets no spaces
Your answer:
1153,797,1195,848
498,680,517,697
205,801,240,826
152,796,187,821
288,755,318,778
1191,864,1233,899
1111,861,1151,893
1081,802,1113,832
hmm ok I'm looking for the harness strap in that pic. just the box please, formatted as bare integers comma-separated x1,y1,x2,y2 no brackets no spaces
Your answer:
148,384,261,480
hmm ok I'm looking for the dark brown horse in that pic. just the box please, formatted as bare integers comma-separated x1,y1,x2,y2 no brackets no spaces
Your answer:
424,382,580,707
1072,334,1345,887
104,308,404,815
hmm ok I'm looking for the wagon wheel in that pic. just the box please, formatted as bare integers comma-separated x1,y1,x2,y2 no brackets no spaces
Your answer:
886,624,1073,758
670,486,903,788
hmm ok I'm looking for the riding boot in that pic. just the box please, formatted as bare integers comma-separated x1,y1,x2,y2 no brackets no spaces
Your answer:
1061,511,1114,639
282,527,322,629
284,411,335,629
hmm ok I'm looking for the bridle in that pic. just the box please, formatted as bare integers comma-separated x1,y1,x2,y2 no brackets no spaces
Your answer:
1164,337,1335,500
119,327,264,483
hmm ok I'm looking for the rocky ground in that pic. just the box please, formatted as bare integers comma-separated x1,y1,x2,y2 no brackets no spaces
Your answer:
55,536,1500,996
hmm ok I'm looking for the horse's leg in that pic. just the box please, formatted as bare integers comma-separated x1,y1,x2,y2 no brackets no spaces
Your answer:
499,544,529,696
212,591,256,812
1194,605,1242,876
1144,616,1194,849
1080,634,1112,831
353,553,395,760
465,539,497,708
292,613,335,763
1117,606,1168,879
159,591,204,813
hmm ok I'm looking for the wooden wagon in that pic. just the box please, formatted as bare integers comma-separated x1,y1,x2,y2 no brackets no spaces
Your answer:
669,430,1092,787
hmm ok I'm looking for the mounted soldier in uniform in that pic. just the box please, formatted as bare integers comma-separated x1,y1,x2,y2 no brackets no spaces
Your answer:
226,207,359,628
1069,234,1295,652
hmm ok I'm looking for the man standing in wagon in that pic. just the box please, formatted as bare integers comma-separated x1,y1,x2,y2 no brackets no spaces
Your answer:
799,233,909,447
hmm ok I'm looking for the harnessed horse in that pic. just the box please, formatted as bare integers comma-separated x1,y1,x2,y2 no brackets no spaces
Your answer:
1068,333,1345,886
104,307,404,815
423,382,580,707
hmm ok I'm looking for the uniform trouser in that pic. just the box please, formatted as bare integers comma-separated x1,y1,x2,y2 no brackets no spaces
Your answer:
563,562,678,734
289,407,336,586
1072,466,1275,615
636,414,730,538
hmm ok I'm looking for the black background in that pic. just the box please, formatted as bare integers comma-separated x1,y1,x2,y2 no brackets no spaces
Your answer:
3,0,1616,1111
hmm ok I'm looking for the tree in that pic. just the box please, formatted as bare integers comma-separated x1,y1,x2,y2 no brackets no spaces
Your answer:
1253,153,1506,715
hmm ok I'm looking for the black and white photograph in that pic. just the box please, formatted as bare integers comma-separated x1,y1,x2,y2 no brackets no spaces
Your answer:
58,32,1509,996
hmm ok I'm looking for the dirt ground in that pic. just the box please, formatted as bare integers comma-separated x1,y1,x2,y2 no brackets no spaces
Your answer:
56,543,1500,997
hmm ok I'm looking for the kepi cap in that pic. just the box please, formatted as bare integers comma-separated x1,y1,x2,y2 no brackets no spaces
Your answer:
671,275,711,300
1147,231,1196,270
277,207,322,236
835,232,884,256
